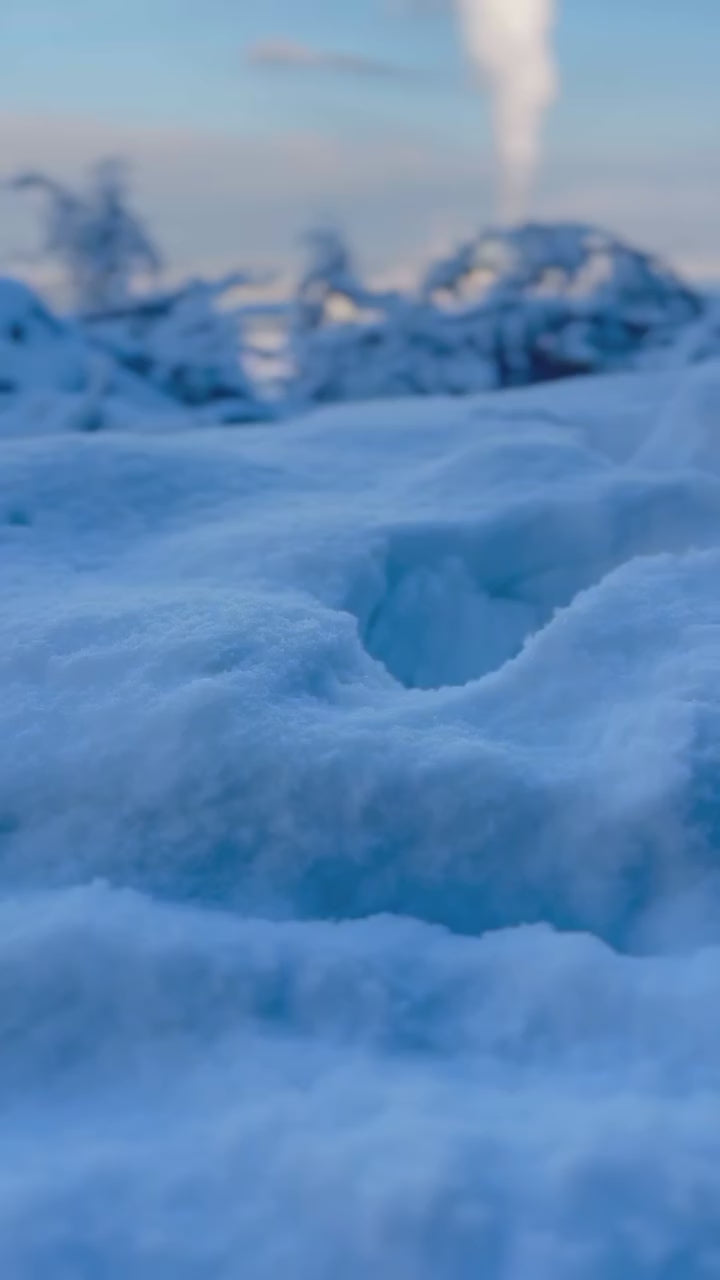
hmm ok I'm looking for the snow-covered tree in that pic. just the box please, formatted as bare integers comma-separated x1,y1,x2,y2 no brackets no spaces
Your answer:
84,272,271,421
10,154,269,419
291,229,399,331
12,159,161,312
286,228,472,406
422,224,702,380
288,222,704,406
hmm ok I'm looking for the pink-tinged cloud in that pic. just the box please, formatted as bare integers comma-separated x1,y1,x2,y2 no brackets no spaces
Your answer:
246,39,418,80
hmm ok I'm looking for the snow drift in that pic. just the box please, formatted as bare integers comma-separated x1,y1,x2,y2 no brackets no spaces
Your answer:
2,357,720,1274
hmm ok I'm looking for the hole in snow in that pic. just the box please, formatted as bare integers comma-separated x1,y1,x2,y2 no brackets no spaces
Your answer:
345,514,633,691
360,555,537,689
344,528,562,690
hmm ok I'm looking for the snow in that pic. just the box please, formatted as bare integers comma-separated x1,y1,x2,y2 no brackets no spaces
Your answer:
0,221,715,420
85,274,272,420
0,277,93,397
289,224,705,407
2,354,720,1275
8,163,268,420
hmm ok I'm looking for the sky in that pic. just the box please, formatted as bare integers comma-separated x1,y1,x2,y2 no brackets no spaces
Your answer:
0,0,718,289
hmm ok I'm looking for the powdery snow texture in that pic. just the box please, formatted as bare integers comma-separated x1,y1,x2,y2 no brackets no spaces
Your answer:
1,363,720,1276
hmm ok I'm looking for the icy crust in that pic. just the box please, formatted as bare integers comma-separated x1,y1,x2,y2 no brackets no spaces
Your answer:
2,364,720,1275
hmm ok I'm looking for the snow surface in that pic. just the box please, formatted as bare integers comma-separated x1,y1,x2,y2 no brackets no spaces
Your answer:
3,361,720,1276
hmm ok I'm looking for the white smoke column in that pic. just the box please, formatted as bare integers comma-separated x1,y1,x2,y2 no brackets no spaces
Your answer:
457,0,558,222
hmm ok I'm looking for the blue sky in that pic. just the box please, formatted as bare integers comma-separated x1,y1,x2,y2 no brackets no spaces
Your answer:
0,0,718,284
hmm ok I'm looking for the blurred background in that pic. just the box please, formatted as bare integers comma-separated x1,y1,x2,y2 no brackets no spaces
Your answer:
1,0,718,294
0,0,717,422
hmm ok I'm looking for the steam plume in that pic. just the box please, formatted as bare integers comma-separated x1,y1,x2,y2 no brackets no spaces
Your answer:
456,0,558,221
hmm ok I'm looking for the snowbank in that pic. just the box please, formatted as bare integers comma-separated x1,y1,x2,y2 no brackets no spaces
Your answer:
1,362,720,1275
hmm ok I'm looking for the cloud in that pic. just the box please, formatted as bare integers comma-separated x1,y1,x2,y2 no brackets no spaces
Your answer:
245,39,418,81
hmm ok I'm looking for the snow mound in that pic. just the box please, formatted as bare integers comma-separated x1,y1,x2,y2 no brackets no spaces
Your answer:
0,277,92,398
0,276,270,435
0,278,189,436
2,365,720,1275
